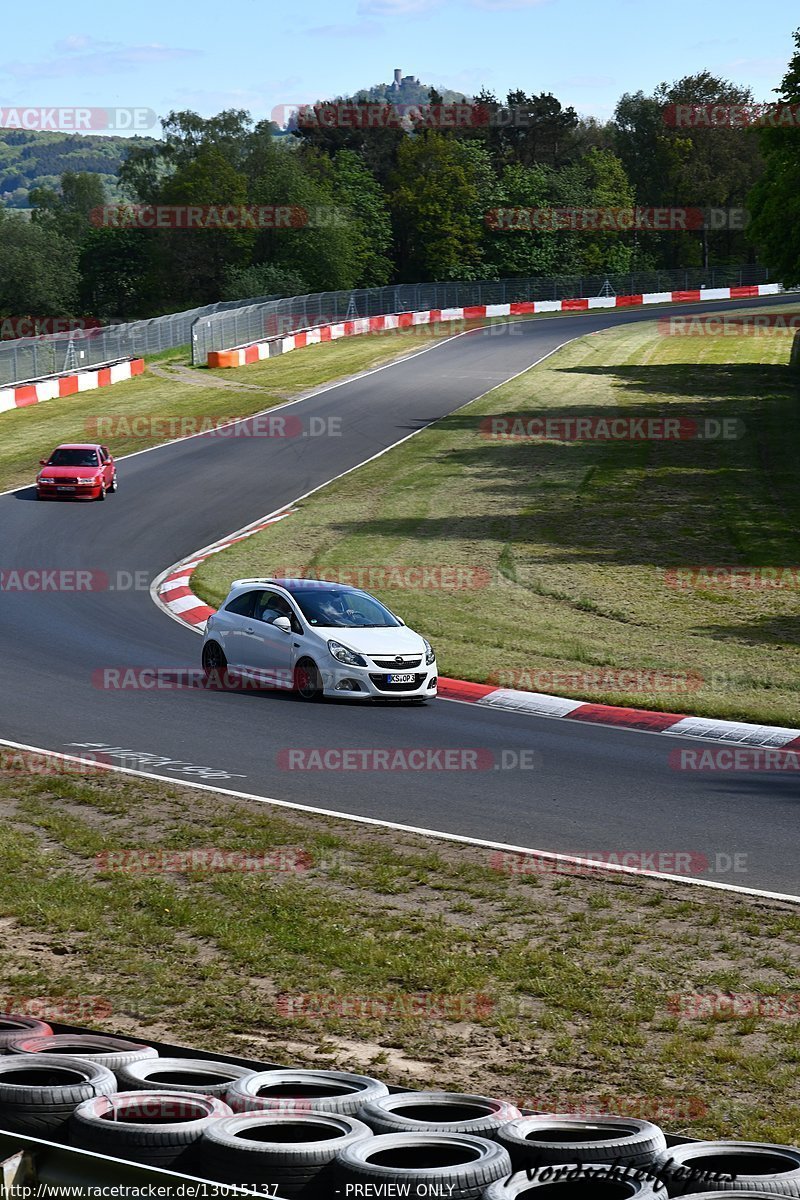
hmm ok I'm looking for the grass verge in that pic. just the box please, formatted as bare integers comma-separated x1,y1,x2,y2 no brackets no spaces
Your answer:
0,757,798,1140
193,310,800,726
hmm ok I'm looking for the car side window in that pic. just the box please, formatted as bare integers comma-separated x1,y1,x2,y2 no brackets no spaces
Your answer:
256,591,302,633
100,446,111,462
224,590,258,618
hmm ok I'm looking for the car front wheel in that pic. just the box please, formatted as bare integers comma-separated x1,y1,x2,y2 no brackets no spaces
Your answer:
295,658,324,702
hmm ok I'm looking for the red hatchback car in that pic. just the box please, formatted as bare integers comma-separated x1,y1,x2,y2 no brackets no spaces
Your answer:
36,443,118,501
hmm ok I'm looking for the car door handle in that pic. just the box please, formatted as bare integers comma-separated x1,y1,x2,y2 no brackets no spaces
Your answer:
244,627,255,634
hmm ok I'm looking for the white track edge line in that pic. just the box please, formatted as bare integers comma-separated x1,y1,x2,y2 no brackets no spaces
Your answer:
1,737,797,905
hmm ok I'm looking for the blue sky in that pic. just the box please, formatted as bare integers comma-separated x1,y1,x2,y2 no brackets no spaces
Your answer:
0,0,796,137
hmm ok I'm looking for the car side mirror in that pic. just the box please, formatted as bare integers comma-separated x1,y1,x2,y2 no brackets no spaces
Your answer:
39,459,48,466
273,616,292,634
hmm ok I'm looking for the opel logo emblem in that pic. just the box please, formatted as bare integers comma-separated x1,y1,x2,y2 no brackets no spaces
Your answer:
395,656,404,665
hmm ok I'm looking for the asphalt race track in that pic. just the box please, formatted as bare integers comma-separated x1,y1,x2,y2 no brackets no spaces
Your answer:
2,297,798,895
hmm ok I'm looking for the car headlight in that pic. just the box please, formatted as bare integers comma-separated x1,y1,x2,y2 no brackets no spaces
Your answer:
38,477,55,484
423,638,436,665
327,639,367,667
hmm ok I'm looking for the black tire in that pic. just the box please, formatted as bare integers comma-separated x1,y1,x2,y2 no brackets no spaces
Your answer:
336,1131,511,1199
8,1033,157,1080
482,1164,661,1199
116,1057,256,1098
294,658,323,702
69,1090,232,1169
200,1111,373,1195
653,1142,800,1197
0,1053,116,1137
359,1091,521,1139
498,1115,667,1171
0,1013,53,1051
202,641,230,687
97,481,106,501
109,472,118,493
227,1069,388,1117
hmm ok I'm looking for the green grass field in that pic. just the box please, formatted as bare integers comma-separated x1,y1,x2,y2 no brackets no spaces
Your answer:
1,758,798,1141
194,314,800,726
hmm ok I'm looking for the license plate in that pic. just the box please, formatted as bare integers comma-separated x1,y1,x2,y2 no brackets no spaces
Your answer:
388,672,416,684
57,486,75,492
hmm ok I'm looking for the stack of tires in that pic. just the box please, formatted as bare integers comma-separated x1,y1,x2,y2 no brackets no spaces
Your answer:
209,1075,515,1197
482,1117,800,1199
1,1014,799,1200
0,1028,259,1180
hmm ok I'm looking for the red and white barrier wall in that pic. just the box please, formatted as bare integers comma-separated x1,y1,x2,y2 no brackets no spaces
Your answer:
0,358,144,414
207,284,783,368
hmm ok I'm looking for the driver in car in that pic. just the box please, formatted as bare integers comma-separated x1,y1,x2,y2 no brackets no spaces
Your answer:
317,593,348,625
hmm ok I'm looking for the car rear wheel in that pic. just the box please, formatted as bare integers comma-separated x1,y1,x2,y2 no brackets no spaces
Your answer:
295,658,323,701
109,473,118,493
202,642,230,688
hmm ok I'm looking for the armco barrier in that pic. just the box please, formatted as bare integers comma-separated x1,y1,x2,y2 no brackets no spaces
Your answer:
0,358,144,414
191,266,776,365
206,284,783,368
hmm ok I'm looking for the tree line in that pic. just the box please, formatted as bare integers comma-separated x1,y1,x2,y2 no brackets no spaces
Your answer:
0,31,798,326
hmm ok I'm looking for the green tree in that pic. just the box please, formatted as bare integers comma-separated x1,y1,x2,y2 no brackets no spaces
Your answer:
150,146,252,308
0,207,80,315
389,132,481,281
579,147,636,273
30,171,106,243
748,29,800,284
221,262,308,301
78,227,154,321
247,141,362,292
329,150,393,286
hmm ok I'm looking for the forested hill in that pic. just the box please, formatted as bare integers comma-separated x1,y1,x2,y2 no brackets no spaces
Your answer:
0,131,158,208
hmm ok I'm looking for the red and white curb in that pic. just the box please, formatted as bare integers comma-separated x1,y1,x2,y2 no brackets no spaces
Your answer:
437,679,800,751
155,516,800,753
207,284,783,367
156,510,296,627
0,358,144,413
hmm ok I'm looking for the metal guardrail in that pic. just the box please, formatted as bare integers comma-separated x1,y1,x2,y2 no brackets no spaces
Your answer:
190,265,774,365
0,297,280,390
0,268,772,386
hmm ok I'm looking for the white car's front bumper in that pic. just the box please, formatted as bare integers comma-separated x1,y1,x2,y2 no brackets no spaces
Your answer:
320,659,438,701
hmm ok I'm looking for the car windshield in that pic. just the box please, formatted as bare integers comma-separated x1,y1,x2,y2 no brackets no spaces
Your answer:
288,586,401,628
48,449,99,467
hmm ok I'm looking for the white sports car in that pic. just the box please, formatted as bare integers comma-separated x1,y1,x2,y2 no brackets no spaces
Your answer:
201,577,438,703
